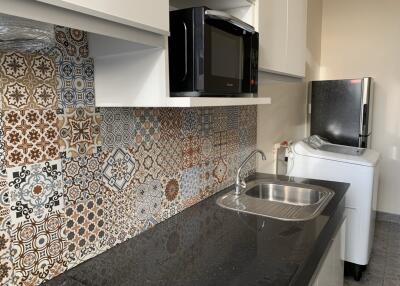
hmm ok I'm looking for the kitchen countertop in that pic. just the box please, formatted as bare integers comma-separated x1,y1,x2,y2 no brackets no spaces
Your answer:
43,173,349,286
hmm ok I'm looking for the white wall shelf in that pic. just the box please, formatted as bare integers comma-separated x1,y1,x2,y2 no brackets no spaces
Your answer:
95,89,271,107
166,97,271,107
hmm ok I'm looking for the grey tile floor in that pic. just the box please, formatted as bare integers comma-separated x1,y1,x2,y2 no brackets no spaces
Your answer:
344,220,400,286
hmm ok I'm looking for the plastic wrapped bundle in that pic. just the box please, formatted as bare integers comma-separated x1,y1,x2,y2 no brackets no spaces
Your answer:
0,14,55,51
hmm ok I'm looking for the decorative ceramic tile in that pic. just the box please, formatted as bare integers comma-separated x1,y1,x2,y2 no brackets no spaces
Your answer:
160,175,183,221
213,107,228,132
157,135,183,177
54,26,89,62
102,148,136,192
163,177,180,203
0,229,13,285
226,106,240,130
200,137,214,163
213,130,228,158
0,174,10,230
0,111,5,172
133,178,163,224
8,160,63,223
0,52,58,110
182,108,200,136
132,108,161,145
159,108,182,138
224,153,240,188
239,148,256,179
239,112,257,177
227,129,240,155
131,142,162,185
199,108,213,137
181,167,201,200
213,156,228,184
239,126,256,151
11,211,67,285
160,203,182,222
100,107,135,150
102,187,139,248
3,109,59,167
57,57,95,108
65,197,106,268
198,160,216,194
63,153,103,206
182,194,202,209
58,107,101,158
239,105,257,128
182,135,201,169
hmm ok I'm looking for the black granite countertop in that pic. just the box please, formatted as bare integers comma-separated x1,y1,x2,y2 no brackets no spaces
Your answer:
43,173,348,286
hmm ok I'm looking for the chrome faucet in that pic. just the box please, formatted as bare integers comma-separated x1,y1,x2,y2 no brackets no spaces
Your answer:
235,149,267,196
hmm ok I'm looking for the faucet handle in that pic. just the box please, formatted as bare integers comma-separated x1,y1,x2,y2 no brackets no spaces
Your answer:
240,180,246,189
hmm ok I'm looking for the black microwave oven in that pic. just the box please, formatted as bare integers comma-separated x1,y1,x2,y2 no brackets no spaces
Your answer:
169,7,259,97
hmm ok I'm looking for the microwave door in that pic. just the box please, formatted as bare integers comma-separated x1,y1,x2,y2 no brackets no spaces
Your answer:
169,8,196,94
203,20,244,94
169,7,258,97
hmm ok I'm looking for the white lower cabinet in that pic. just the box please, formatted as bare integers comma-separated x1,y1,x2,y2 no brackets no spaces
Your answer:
311,219,346,286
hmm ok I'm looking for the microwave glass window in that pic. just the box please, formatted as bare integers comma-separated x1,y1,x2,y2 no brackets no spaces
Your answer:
210,26,243,80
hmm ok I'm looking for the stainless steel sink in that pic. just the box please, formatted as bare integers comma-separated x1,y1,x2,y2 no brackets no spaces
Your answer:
216,179,335,221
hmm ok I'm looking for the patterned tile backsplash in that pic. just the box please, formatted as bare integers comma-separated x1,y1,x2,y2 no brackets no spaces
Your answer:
0,52,58,110
0,26,257,286
3,109,59,167
8,160,64,224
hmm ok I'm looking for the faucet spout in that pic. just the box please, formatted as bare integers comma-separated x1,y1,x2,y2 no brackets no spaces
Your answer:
235,149,267,196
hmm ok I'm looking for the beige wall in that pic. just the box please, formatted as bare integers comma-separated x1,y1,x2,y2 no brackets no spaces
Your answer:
320,0,400,214
256,75,306,173
256,0,323,173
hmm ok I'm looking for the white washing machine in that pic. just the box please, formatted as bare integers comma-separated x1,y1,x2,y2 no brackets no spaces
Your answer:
287,136,380,278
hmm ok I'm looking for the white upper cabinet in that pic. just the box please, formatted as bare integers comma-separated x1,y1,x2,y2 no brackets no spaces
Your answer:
258,0,288,74
37,0,169,35
257,0,307,78
286,0,307,77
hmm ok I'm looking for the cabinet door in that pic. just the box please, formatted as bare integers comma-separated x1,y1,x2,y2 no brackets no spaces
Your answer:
312,219,346,286
286,0,307,77
36,0,169,35
257,0,307,77
258,0,288,74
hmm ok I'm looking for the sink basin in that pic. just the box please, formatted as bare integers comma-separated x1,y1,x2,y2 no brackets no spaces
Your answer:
216,179,335,221
245,183,323,206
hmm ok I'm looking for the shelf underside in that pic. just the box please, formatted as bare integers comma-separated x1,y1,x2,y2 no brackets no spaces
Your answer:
170,0,253,10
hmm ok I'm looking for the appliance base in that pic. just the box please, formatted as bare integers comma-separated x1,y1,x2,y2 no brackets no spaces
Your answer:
344,261,367,281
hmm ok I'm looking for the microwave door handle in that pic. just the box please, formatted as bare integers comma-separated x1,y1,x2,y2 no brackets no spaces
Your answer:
182,21,188,82
205,10,255,33
359,77,372,136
